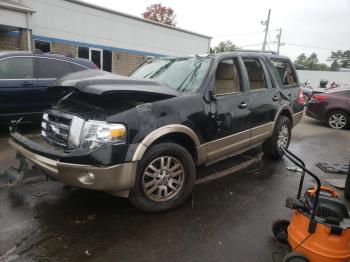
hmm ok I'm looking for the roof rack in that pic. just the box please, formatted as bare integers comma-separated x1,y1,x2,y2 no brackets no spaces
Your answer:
237,49,278,54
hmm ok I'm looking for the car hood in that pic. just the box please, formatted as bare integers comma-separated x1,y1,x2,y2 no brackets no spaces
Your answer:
55,70,180,98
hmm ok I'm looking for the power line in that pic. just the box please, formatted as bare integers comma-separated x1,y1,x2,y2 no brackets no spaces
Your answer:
284,42,344,51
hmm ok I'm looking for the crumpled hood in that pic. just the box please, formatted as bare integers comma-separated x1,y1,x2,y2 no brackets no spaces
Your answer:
55,70,180,98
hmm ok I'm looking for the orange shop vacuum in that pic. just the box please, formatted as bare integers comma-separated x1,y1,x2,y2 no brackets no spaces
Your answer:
272,148,350,262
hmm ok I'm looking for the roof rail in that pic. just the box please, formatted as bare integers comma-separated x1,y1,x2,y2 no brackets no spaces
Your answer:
237,49,278,54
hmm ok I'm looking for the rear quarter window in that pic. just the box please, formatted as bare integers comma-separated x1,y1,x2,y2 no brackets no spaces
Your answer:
270,59,297,87
37,58,81,79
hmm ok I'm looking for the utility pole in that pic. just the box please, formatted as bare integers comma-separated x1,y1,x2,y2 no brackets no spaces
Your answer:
276,28,282,54
261,9,271,51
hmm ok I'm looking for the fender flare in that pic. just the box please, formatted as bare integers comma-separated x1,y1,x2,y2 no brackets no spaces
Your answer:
132,124,201,162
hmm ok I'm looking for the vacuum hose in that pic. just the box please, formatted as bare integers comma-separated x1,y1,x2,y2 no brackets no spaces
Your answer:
345,160,350,201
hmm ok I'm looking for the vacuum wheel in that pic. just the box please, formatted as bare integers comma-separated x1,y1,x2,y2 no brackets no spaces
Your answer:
283,252,309,262
272,219,290,243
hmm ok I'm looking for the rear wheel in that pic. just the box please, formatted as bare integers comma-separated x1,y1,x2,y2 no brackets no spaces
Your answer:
283,252,309,262
129,142,195,212
263,116,292,159
326,111,349,129
272,219,290,243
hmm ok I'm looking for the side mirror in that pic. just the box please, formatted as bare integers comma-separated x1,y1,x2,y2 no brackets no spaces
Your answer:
206,90,217,102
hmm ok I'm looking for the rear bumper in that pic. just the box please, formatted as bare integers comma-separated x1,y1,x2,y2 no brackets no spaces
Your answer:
9,139,137,193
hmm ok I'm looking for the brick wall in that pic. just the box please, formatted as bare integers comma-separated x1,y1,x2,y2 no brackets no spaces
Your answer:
112,52,146,76
0,34,20,50
51,42,78,57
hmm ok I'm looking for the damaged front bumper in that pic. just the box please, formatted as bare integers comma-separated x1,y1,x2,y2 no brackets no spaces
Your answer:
8,133,138,194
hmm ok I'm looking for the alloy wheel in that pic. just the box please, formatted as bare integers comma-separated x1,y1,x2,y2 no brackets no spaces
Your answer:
142,156,185,202
277,124,289,148
328,113,347,129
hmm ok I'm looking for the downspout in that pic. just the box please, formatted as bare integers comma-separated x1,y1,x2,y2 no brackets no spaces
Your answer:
26,12,32,51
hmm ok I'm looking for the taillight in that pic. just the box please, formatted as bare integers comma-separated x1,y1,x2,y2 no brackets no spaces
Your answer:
297,88,305,105
311,94,327,101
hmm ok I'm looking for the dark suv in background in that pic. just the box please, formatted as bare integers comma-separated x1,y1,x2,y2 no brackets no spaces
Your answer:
0,51,97,123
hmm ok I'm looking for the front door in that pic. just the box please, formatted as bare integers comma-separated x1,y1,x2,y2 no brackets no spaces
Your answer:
89,48,103,69
203,57,251,162
0,56,38,120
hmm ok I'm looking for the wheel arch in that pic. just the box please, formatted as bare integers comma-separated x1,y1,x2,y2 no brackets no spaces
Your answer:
273,105,293,130
132,124,202,164
323,108,350,121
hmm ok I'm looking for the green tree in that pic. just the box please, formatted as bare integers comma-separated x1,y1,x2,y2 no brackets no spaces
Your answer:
142,4,176,26
329,50,350,68
306,52,319,70
211,41,238,53
329,59,340,71
295,53,307,66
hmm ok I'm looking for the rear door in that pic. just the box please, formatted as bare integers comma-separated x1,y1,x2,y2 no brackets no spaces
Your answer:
241,56,280,144
0,56,38,118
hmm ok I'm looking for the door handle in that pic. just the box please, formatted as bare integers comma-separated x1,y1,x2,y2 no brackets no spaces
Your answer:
22,82,34,86
239,102,247,109
273,95,280,101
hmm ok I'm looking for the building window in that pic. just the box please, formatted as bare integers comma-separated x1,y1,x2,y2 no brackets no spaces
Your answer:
35,40,51,53
103,50,112,72
78,47,89,59
78,46,112,72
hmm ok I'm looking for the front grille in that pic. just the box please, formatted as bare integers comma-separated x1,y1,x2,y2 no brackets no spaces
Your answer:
41,110,73,149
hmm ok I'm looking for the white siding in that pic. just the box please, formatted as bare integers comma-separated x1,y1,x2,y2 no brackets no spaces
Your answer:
21,0,210,56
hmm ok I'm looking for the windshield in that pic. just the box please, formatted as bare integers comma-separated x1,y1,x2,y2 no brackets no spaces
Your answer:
130,56,212,93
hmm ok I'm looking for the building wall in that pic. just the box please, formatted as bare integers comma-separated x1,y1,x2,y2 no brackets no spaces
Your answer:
0,33,19,50
112,52,145,75
21,0,210,56
51,42,78,57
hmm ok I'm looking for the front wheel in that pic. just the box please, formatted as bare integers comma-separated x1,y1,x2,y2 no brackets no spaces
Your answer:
129,142,195,212
272,219,290,243
326,111,349,129
283,252,309,262
263,116,292,160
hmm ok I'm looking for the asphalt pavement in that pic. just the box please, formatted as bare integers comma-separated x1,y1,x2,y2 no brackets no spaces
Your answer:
0,115,349,262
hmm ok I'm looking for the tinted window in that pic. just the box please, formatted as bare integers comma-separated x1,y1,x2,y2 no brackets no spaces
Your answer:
78,47,89,59
103,50,112,72
37,58,73,78
0,57,34,79
70,63,86,73
243,58,268,90
271,59,297,86
35,40,51,53
214,58,242,96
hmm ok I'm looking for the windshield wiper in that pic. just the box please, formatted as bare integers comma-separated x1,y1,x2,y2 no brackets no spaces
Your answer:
177,61,202,92
143,59,176,79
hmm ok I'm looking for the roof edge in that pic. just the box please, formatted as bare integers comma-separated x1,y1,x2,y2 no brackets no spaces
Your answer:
65,0,212,39
0,0,35,13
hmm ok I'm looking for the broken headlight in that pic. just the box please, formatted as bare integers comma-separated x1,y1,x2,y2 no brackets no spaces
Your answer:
80,121,126,150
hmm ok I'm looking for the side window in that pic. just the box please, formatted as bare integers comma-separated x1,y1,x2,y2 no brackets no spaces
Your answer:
70,63,86,73
243,58,268,91
37,58,73,79
214,58,241,96
271,59,297,86
0,57,34,79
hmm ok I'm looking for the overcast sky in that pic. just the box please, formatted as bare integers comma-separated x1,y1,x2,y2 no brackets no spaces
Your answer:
83,0,350,63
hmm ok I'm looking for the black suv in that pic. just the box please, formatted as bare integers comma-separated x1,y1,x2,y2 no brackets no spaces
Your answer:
9,51,304,212
0,51,97,123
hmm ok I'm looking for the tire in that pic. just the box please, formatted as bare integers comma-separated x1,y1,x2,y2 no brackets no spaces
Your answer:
283,252,309,262
263,116,292,160
326,110,349,129
272,219,290,243
129,142,195,212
